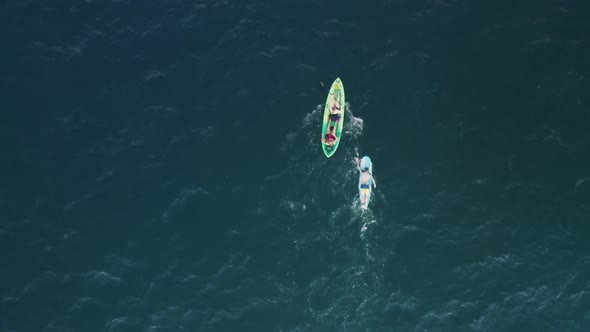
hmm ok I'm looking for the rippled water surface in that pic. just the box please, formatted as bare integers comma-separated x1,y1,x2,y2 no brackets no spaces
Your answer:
2,1,590,331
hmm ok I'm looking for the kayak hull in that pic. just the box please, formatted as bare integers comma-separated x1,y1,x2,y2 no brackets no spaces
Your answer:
321,78,345,158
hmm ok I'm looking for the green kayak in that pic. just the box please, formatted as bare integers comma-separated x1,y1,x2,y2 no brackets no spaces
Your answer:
321,77,345,158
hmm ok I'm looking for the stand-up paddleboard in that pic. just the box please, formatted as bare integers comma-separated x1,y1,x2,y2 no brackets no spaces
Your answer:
321,78,345,158
359,156,373,209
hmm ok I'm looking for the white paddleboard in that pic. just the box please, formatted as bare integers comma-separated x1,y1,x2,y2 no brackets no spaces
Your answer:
358,156,373,209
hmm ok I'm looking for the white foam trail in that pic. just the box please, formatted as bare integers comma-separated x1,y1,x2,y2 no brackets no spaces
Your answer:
284,102,388,265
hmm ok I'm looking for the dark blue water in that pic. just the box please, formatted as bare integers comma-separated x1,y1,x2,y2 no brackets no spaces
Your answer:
2,1,590,331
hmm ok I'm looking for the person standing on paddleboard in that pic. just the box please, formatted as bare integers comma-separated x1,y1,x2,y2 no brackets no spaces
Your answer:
355,157,376,208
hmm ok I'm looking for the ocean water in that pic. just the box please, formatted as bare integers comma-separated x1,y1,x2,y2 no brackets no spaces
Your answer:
2,1,590,331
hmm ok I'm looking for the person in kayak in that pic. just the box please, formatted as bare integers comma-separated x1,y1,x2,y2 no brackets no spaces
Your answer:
328,93,342,129
321,126,339,146
355,157,376,208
